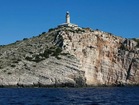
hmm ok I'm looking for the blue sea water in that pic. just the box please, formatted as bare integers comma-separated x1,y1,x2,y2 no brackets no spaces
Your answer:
0,87,139,105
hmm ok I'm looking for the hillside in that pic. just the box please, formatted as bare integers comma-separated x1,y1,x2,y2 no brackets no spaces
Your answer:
0,26,139,87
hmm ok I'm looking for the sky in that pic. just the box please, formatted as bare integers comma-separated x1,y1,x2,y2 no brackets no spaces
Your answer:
0,0,139,45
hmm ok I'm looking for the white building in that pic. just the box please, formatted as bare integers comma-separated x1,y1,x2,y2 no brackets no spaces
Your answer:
58,11,78,27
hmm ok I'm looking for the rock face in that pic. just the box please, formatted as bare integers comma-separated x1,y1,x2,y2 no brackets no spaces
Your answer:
0,26,139,87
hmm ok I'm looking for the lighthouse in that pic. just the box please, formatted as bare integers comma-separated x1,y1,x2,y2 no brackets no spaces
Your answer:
58,11,78,27
66,11,70,24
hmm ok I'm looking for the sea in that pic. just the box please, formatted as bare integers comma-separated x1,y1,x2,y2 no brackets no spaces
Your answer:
0,87,139,105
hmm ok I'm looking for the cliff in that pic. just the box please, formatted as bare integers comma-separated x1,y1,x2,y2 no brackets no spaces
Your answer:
0,26,139,87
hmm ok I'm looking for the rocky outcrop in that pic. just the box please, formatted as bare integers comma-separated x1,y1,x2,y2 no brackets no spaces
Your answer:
0,26,139,87
50,27,139,86
0,30,86,87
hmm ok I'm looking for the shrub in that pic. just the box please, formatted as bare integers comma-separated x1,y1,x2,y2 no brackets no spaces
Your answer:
43,49,53,58
11,64,16,67
56,57,61,60
7,72,12,75
16,40,20,43
61,53,69,56
52,47,62,57
3,70,6,72
44,47,62,59
0,66,3,69
23,38,28,40
42,32,46,34
48,28,54,32
25,56,32,61
12,60,19,63
56,47,62,54
33,55,44,63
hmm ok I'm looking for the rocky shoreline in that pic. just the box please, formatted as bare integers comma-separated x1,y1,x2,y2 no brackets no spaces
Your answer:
0,83,139,88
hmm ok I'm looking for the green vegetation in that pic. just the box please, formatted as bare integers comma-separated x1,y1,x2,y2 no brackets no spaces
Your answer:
3,70,6,72
43,49,52,58
7,72,12,75
11,64,16,68
61,53,69,56
23,38,28,40
45,32,56,42
42,32,46,34
61,53,74,58
25,46,62,62
25,56,32,61
48,28,54,32
33,55,44,63
0,66,3,69
52,47,62,57
44,46,62,59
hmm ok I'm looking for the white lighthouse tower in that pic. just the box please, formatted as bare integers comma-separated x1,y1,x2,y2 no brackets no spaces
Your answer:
58,11,78,27
66,11,70,24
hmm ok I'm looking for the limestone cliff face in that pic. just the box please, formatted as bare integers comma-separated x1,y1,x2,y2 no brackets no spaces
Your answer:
54,27,139,86
0,26,139,87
